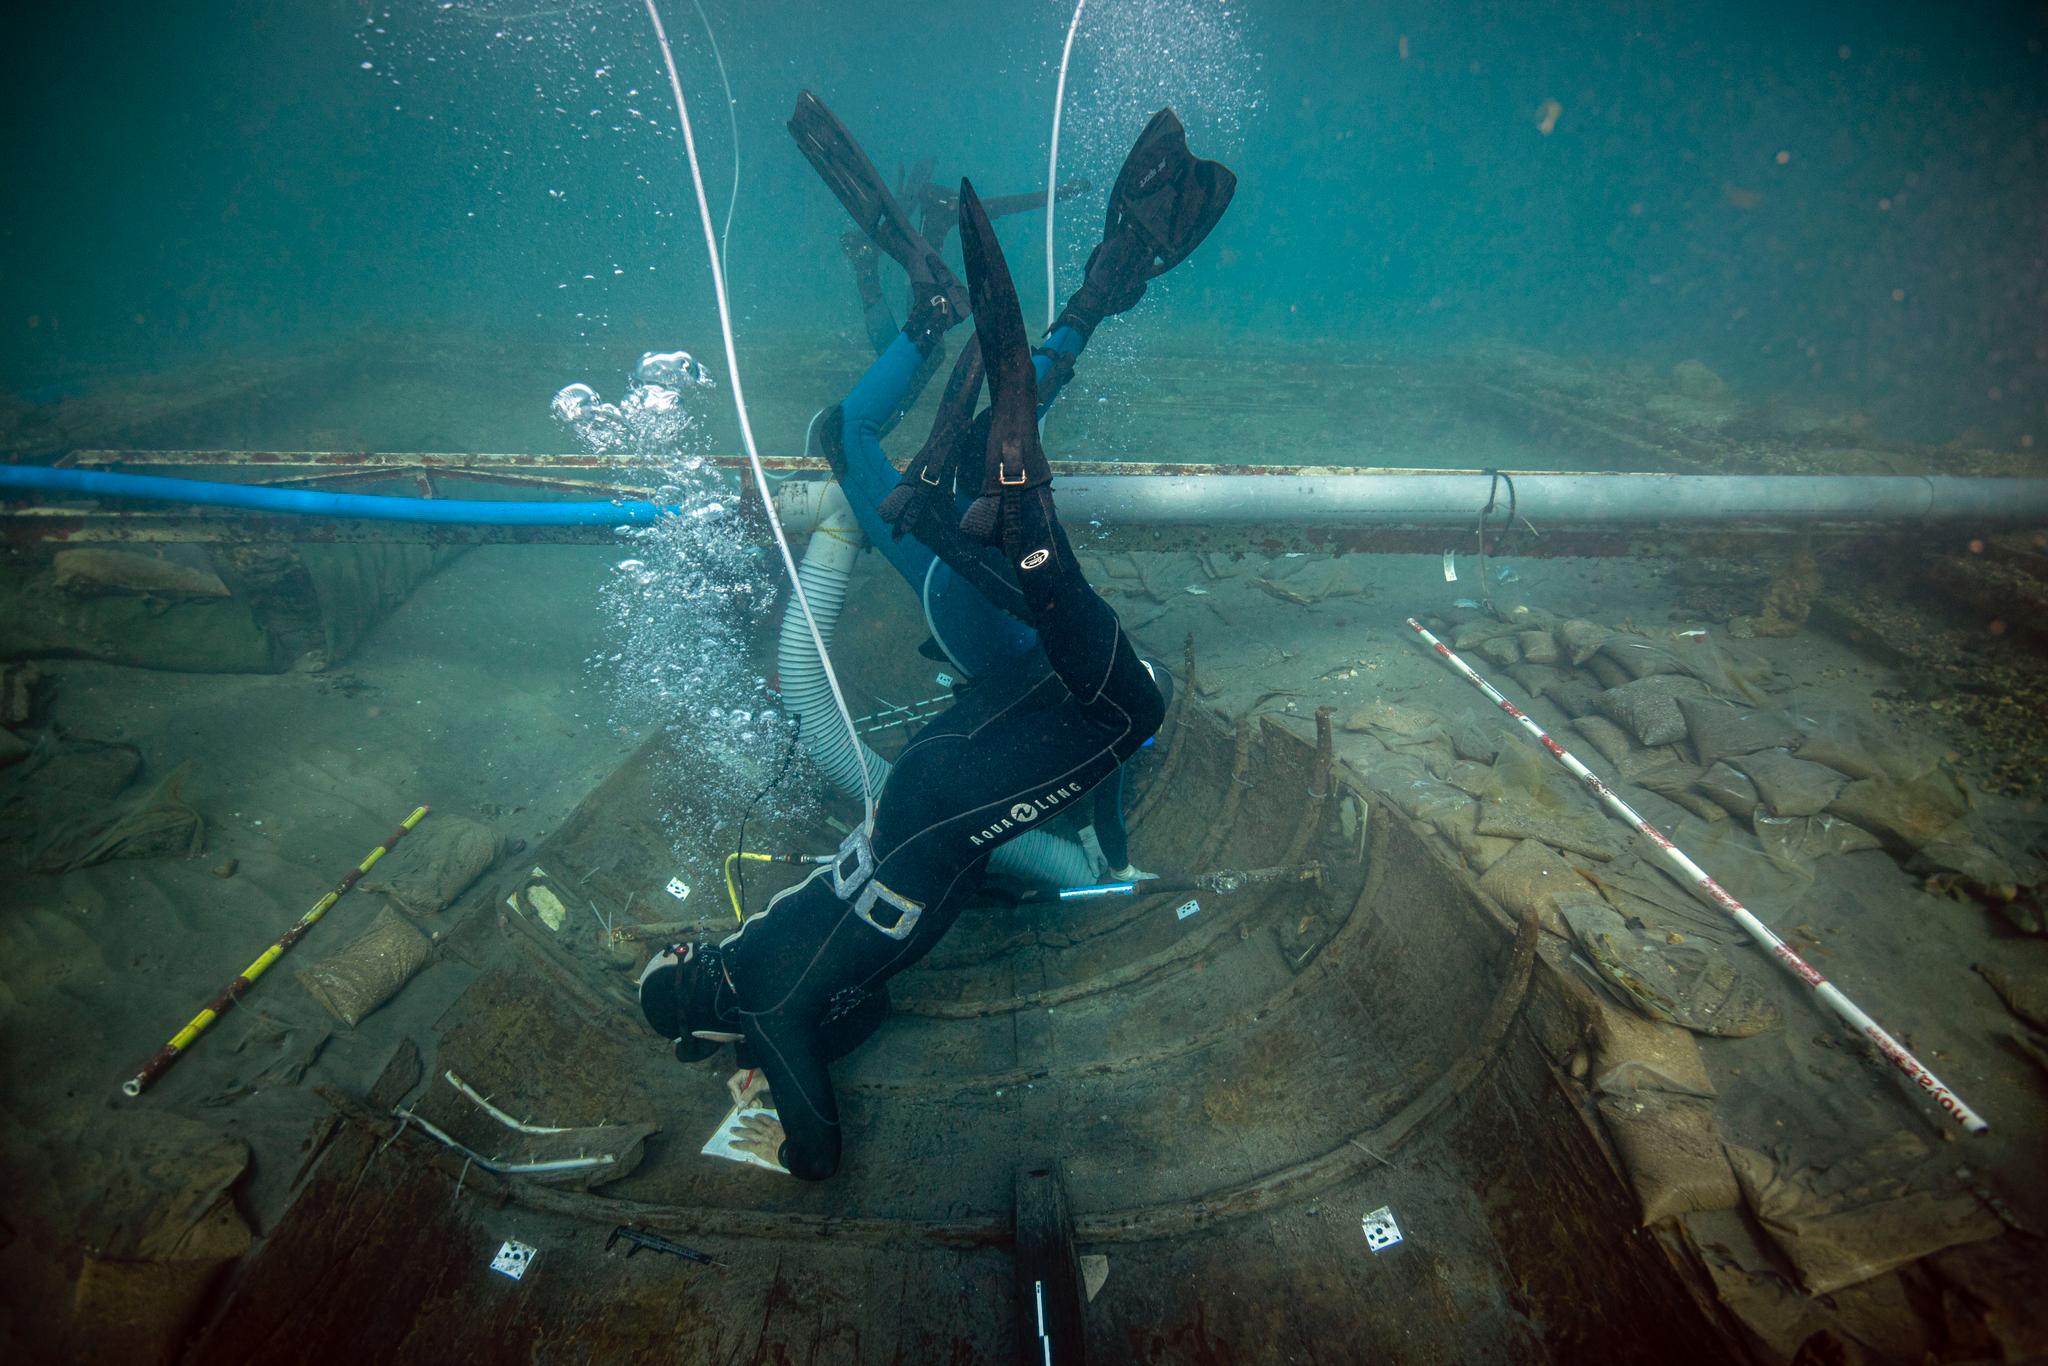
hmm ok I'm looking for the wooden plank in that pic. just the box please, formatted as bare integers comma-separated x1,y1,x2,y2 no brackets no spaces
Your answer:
1015,1161,1086,1366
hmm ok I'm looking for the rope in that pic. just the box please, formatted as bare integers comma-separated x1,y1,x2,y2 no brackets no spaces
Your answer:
642,0,877,827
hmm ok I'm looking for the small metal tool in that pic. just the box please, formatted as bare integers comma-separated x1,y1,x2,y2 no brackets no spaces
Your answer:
606,1224,723,1268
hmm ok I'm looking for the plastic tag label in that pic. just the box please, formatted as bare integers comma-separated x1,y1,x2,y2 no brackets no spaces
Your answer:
1441,551,1458,582
1175,899,1201,921
1361,1206,1403,1253
665,878,690,900
491,1240,537,1280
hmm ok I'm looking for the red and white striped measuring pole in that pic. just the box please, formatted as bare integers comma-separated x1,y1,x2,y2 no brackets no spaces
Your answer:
1405,617,1987,1134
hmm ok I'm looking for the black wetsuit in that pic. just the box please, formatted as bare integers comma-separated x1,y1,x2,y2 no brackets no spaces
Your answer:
697,489,1163,1179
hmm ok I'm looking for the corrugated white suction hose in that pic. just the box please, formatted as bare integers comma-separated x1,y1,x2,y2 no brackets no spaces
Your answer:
778,481,1095,887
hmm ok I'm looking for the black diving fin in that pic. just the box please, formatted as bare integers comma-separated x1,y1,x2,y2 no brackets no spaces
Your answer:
1106,107,1237,280
875,334,984,536
957,177,1054,546
788,92,969,326
1053,108,1237,338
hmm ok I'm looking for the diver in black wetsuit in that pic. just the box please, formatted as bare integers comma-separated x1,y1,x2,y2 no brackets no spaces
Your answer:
796,92,1201,880
638,116,1235,1181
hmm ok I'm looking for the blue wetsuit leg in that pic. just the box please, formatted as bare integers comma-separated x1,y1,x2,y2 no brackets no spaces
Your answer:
836,333,941,591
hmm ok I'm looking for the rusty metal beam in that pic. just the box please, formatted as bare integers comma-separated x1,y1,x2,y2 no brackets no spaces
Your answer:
10,450,2038,555
62,448,1449,480
0,503,1938,561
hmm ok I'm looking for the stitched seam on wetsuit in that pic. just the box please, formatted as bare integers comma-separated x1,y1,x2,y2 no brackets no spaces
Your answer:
721,863,830,949
743,900,874,1019
874,692,1137,864
741,1015,839,1130
751,855,980,1021
919,557,971,679
892,669,1064,770
1073,622,1127,708
840,859,981,998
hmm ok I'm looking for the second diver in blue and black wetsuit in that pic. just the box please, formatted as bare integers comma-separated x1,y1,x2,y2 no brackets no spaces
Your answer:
789,91,1225,881
637,103,1236,1180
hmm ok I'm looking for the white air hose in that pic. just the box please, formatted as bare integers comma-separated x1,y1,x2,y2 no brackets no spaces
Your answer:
776,480,1095,887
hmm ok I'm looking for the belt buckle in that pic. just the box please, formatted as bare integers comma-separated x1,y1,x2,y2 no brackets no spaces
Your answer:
830,827,875,899
998,464,1028,487
853,879,923,941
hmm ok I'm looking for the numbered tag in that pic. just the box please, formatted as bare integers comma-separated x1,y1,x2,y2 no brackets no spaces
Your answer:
1361,1206,1403,1253
491,1240,537,1280
665,877,690,901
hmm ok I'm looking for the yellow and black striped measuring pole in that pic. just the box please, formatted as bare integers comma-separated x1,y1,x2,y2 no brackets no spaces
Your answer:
122,805,430,1098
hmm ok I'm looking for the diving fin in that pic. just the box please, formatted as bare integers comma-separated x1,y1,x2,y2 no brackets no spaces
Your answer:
1107,108,1237,280
957,178,1053,546
788,91,970,327
1054,108,1237,338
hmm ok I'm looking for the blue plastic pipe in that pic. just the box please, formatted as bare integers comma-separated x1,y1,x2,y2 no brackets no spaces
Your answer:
0,465,668,525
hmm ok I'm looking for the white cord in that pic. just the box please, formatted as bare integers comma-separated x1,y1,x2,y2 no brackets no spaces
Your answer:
687,0,739,276
1046,0,1089,332
642,0,878,826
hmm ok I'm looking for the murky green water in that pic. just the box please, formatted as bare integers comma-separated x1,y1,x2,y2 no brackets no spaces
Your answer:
2,1,2043,457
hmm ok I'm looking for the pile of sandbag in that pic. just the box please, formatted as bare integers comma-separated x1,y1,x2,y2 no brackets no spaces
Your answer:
1441,610,2042,927
1340,608,2045,1037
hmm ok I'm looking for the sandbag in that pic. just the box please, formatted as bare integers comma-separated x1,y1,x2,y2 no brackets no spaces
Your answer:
364,816,500,916
297,906,432,1027
1828,772,1968,851
1557,619,1610,665
1725,1139,2001,1295
1444,714,1505,764
1637,763,1728,822
1600,637,1685,680
1452,619,1522,650
1734,749,1846,818
1478,838,1590,934
1975,960,2048,1030
1562,901,1779,1037
1542,672,1609,720
1477,797,1623,862
1678,696,1803,769
0,737,143,869
1573,716,1685,785
1342,699,1444,747
1597,1091,1739,1225
1754,814,1881,876
1591,1000,1717,1098
1588,655,1634,690
1478,636,1521,667
45,761,204,873
1505,662,1564,698
1597,675,1708,748
66,1114,252,1365
1696,762,1762,819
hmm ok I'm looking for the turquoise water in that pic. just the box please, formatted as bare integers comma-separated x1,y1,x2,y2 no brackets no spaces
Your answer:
1,0,2044,452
